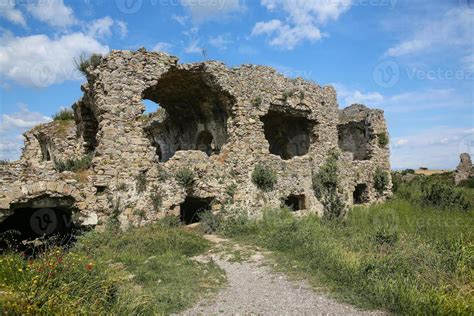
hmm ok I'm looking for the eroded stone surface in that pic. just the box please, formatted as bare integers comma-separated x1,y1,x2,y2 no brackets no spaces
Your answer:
455,153,474,185
0,49,391,230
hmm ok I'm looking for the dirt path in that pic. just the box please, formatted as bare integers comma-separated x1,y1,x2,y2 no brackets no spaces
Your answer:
179,235,384,316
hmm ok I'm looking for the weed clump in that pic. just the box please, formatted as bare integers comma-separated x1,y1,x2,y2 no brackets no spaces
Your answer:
74,53,102,76
54,154,92,172
251,164,277,192
175,167,195,188
377,133,389,147
52,108,74,121
135,172,147,193
251,96,262,107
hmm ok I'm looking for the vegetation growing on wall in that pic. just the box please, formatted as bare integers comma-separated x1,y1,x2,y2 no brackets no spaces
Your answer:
312,150,345,219
52,109,74,121
54,154,92,172
175,167,195,189
373,167,389,194
251,164,277,192
74,53,102,76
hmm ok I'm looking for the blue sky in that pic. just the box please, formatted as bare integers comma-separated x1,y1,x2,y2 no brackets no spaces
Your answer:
0,0,472,169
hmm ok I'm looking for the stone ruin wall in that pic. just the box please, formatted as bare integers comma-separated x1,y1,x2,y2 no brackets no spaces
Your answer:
0,48,392,232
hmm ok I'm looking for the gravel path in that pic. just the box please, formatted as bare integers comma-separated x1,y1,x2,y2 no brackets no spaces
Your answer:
180,236,384,316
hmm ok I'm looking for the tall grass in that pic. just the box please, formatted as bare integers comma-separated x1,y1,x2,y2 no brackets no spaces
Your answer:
219,197,473,314
1,220,226,314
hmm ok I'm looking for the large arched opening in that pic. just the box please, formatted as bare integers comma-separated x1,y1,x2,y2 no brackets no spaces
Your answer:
0,196,79,252
143,68,234,162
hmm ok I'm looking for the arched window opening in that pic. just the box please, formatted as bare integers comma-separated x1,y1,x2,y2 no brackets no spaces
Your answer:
338,121,371,161
261,109,314,160
143,68,233,162
196,130,214,156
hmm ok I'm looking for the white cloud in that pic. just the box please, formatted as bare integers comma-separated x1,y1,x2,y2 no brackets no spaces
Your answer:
209,34,232,50
172,14,188,26
384,8,472,57
185,39,203,54
26,0,76,27
0,104,51,160
252,19,283,35
116,21,128,39
0,32,109,87
335,84,469,114
152,42,173,53
253,0,351,49
0,1,26,26
391,127,474,169
0,104,50,131
181,0,244,23
87,16,114,38
86,17,128,39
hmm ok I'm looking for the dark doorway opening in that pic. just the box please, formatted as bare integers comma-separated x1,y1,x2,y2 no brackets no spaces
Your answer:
284,194,306,211
180,197,213,225
0,207,77,252
353,184,369,204
196,130,214,156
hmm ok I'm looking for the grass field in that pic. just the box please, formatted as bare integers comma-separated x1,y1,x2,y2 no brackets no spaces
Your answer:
0,220,226,314
216,172,474,315
1,171,472,315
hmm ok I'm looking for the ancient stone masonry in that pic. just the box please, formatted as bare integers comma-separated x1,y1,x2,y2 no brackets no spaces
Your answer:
455,153,474,185
0,48,392,235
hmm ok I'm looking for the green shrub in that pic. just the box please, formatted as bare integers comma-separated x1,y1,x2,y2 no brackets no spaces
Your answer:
150,191,162,210
158,215,181,228
377,133,389,147
199,210,220,234
52,108,74,121
458,177,474,188
251,164,277,192
421,182,470,211
74,53,102,76
312,150,346,219
0,159,10,165
133,209,146,218
175,167,195,188
135,172,147,193
402,168,415,175
374,167,389,194
225,184,237,201
251,96,262,107
282,90,294,102
54,154,92,172
218,208,255,237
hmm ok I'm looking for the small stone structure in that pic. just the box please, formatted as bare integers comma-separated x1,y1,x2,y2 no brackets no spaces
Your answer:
455,153,474,185
0,49,391,236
